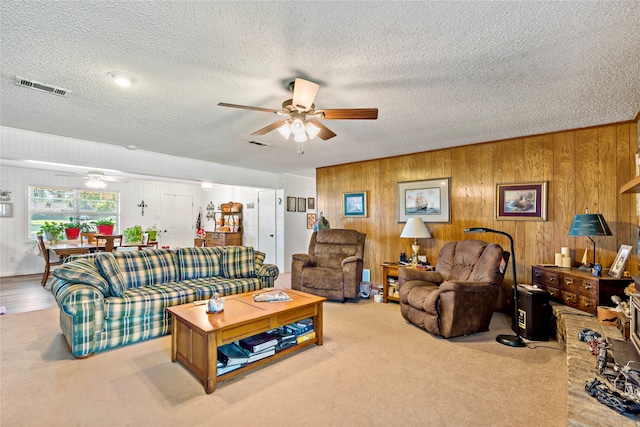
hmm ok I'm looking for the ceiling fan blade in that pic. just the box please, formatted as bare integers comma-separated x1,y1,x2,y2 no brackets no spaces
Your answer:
292,78,320,112
218,102,279,114
308,119,337,140
251,120,288,136
103,176,129,182
317,108,378,120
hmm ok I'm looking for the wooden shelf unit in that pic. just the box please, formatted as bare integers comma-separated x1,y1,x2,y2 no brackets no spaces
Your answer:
381,264,400,303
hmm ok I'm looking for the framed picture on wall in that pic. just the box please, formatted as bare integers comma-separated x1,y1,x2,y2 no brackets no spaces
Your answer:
287,197,296,212
396,178,450,223
609,244,632,278
308,197,315,210
496,182,548,221
307,213,316,229
0,202,13,218
298,197,306,212
343,191,367,217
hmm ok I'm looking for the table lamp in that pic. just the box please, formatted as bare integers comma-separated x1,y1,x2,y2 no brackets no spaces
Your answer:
464,227,525,347
400,218,431,265
567,208,612,270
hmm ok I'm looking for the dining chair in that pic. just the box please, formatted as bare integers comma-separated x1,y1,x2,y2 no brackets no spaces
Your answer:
80,232,97,245
96,234,123,252
37,234,63,286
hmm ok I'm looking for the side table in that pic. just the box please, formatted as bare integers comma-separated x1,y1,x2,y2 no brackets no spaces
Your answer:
381,263,399,303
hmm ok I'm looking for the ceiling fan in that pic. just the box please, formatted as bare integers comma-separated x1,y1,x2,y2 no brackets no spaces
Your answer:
56,170,128,189
218,78,378,153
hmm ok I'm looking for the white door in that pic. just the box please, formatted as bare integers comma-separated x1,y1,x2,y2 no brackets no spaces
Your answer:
258,190,276,264
161,194,193,248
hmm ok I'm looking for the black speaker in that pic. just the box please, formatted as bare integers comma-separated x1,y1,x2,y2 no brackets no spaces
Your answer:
512,285,550,341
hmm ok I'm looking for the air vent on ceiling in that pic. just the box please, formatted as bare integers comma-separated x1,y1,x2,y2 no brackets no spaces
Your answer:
14,76,71,97
246,140,271,147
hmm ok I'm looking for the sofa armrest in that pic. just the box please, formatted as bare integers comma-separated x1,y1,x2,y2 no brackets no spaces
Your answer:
341,256,364,299
257,263,280,288
51,279,106,358
398,268,443,287
439,280,497,293
291,254,316,291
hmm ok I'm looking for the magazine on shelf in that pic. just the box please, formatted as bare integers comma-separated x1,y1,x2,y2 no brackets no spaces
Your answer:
253,290,292,302
243,346,276,363
217,363,242,376
296,330,316,344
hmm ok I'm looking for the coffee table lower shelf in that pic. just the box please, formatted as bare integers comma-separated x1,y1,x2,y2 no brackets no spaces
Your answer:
168,289,325,394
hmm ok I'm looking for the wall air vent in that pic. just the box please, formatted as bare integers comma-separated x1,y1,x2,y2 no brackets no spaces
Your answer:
14,76,71,97
246,140,271,147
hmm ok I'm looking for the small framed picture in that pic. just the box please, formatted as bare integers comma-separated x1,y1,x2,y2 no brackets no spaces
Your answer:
307,213,316,229
287,197,296,212
308,197,315,210
141,233,150,245
608,244,632,278
298,197,306,212
343,191,367,217
496,182,548,221
0,202,13,218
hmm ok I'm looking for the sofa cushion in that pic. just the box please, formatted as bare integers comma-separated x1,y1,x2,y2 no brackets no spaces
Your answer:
52,257,110,296
221,246,255,279
254,250,266,270
183,276,262,299
104,281,197,320
94,253,127,297
176,247,223,280
95,250,179,297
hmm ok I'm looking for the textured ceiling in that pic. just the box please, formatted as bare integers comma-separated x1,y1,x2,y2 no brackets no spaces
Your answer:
1,1,639,178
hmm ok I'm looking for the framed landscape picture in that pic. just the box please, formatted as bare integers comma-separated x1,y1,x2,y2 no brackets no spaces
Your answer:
343,191,367,217
308,197,315,210
298,197,306,213
396,178,450,223
496,182,548,221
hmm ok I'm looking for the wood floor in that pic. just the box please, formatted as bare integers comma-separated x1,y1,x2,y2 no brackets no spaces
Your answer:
0,274,56,314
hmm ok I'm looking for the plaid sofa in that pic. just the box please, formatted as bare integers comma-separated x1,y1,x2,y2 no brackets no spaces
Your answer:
50,246,279,358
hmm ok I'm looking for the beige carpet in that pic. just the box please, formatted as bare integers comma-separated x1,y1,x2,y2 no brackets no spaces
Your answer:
0,299,567,427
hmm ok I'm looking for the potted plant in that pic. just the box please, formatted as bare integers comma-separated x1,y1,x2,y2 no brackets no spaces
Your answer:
63,217,93,240
145,225,162,242
123,225,143,243
92,218,115,235
39,221,64,243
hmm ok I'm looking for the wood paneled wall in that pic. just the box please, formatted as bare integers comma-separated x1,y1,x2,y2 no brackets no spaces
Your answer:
316,122,638,305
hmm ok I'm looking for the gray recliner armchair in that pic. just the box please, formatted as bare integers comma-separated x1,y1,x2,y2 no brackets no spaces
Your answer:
291,229,366,301
398,239,509,338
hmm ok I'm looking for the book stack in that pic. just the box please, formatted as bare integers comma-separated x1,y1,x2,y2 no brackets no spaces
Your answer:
284,318,316,344
267,327,297,351
216,334,278,376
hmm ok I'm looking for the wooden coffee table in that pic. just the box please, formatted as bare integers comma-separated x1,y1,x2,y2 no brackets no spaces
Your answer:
167,288,325,393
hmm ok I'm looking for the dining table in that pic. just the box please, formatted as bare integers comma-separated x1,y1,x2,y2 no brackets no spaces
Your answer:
46,240,159,261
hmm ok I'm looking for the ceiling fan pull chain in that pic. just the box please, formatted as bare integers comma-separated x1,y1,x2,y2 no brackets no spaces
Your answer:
297,140,304,155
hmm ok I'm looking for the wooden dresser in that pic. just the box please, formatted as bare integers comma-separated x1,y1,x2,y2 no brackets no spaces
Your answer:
204,231,242,247
531,265,631,314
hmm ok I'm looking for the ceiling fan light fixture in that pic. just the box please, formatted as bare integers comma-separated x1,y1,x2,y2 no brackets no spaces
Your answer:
277,122,292,139
306,122,320,140
86,178,106,189
290,118,306,136
294,133,307,143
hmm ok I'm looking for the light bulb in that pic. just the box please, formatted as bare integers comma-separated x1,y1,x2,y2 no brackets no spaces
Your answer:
290,118,306,136
277,123,292,139
294,133,307,143
306,122,320,140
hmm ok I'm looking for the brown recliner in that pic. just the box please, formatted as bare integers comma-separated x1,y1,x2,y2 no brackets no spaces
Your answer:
291,229,366,301
398,239,509,338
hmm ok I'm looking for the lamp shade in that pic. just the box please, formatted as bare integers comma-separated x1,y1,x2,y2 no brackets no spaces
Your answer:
567,214,612,237
400,218,431,239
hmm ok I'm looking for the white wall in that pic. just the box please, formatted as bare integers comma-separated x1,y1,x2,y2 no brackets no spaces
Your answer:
0,127,316,277
282,174,316,272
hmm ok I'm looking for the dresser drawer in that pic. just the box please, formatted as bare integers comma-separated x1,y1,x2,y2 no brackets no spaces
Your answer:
561,290,578,308
542,271,559,287
577,295,597,314
546,286,561,300
560,275,580,294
